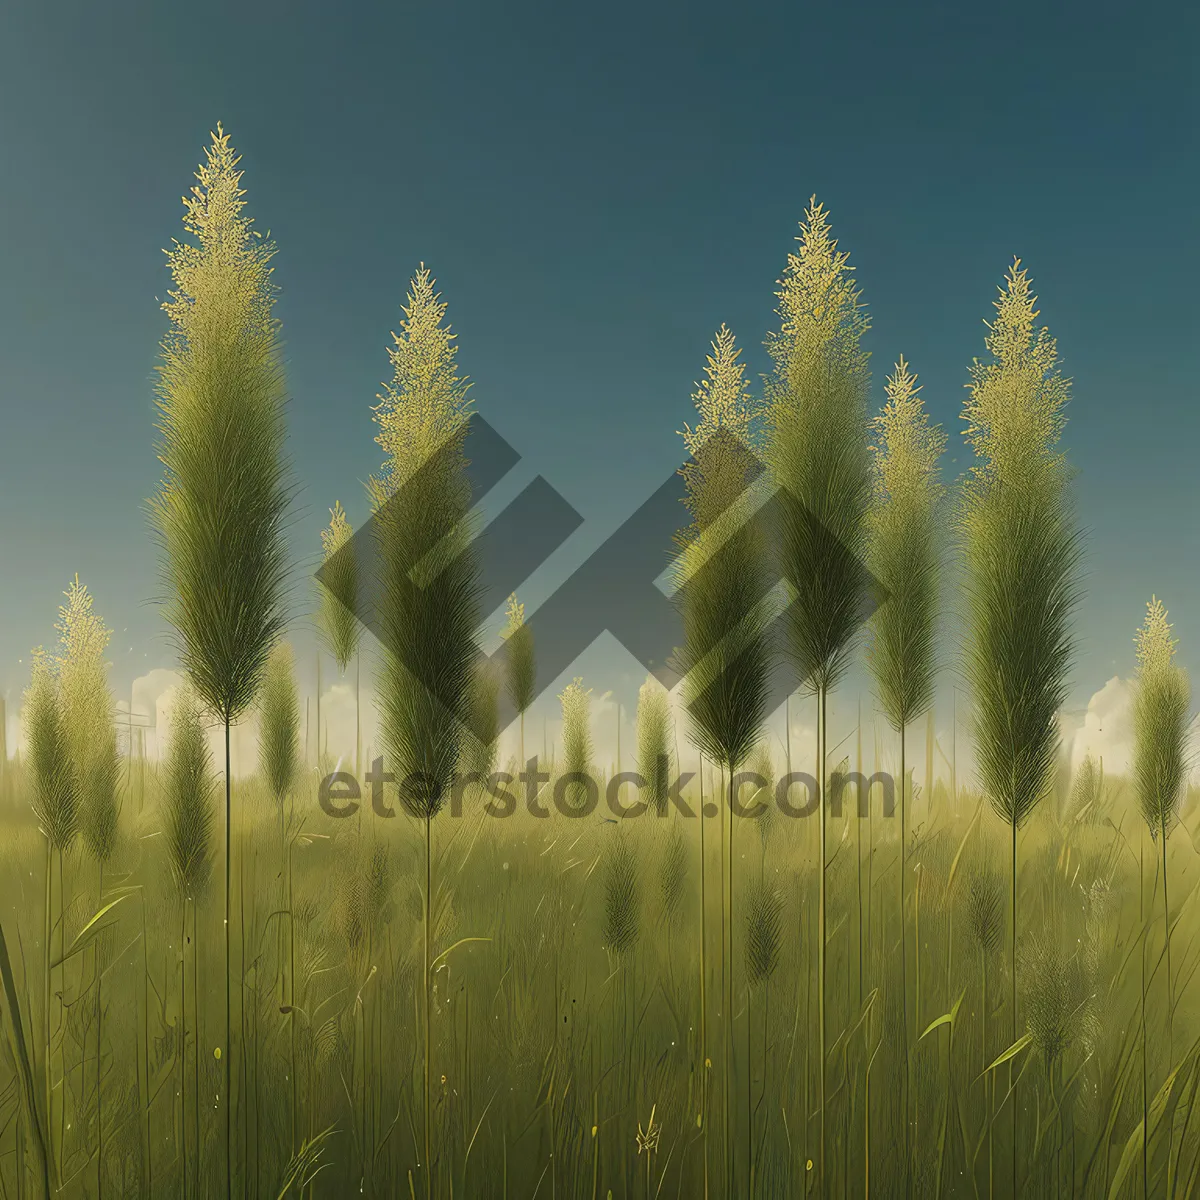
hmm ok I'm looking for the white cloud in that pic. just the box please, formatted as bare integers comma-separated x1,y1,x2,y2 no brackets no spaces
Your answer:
1065,676,1134,778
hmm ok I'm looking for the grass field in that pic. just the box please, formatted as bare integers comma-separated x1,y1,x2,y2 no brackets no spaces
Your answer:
1,728,1199,1197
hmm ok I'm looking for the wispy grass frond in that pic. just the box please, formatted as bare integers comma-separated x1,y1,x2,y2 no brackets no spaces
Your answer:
965,867,1005,957
675,326,769,1198
163,688,215,901
1019,930,1091,1073
959,260,1079,1191
150,124,291,724
318,502,360,673
1133,597,1190,837
674,327,770,771
959,261,1079,831
745,879,783,987
56,576,120,864
602,834,641,958
867,358,945,730
150,129,288,1176
1065,753,1105,825
372,264,473,493
636,676,673,814
372,265,480,820
502,594,536,720
765,198,872,695
369,267,481,1200
23,649,78,853
659,824,687,921
961,262,1070,488
258,640,300,807
559,678,593,789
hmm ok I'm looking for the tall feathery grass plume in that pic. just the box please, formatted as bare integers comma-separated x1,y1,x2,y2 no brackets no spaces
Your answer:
502,594,536,768
636,675,674,817
259,640,300,811
57,577,120,872
674,324,769,1197
866,356,945,1171
149,125,291,1194
1132,597,1190,1054
164,689,217,902
558,678,593,810
764,198,872,1190
24,650,79,865
957,259,1079,1194
318,502,362,773
368,264,480,1200
55,576,120,1194
163,687,216,1199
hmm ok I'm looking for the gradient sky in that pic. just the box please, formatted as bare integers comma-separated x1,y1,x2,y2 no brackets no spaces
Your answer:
1,0,1196,731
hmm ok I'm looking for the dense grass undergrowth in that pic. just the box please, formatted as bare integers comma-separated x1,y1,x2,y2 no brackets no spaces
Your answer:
1,743,1198,1197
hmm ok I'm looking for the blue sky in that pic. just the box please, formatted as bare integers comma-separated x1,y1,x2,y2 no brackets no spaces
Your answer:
1,0,1196,730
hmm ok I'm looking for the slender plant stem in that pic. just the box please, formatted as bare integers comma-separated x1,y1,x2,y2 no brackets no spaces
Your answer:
1010,816,1017,1197
181,903,189,1200
1141,827,1148,1200
1161,813,1173,1050
224,716,232,1200
192,900,200,1200
726,765,736,1199
1163,813,1174,1194
983,945,992,1199
818,687,827,1193
899,725,909,1194
424,812,433,1200
97,860,104,1200
699,752,708,1200
44,842,53,1190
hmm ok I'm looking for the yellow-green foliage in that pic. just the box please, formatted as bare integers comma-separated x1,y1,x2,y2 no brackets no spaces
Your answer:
867,358,946,730
151,125,290,725
163,686,216,899
635,676,673,814
959,261,1078,831
675,325,769,772
371,266,479,819
318,502,360,674
22,648,78,853
766,197,872,695
1133,596,1190,835
56,576,120,864
558,677,592,781
258,641,300,807
372,264,472,494
502,593,536,723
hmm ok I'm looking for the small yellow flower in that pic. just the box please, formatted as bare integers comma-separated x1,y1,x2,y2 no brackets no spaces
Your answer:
591,1125,598,1138
214,1047,222,1060
806,1159,813,1171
